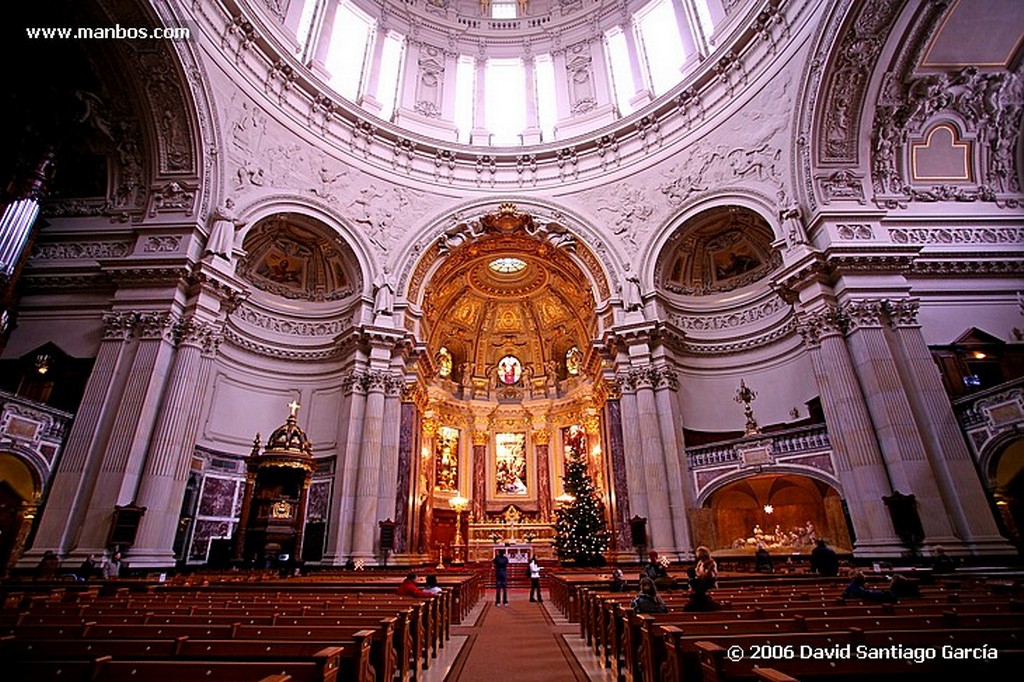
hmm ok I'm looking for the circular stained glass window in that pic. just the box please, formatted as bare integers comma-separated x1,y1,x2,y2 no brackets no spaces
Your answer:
497,355,522,385
489,257,527,274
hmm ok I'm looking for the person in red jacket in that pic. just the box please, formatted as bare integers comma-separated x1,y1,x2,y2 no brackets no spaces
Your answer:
397,572,432,598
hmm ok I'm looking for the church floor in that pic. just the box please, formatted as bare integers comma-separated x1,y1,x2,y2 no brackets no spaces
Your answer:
422,587,616,682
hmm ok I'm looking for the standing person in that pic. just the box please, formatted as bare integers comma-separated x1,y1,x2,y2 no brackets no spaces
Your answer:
493,548,509,606
102,551,122,579
528,555,543,603
810,539,840,577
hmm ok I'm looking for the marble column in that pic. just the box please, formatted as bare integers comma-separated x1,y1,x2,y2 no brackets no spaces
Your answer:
799,307,904,556
673,0,707,58
604,399,633,551
842,299,957,544
616,375,650,543
619,21,653,108
550,48,571,126
633,367,674,551
376,377,404,528
27,312,136,558
471,55,490,144
521,55,542,143
359,25,389,114
534,433,552,521
393,401,417,554
130,319,221,567
653,366,692,555
323,370,367,564
77,312,177,551
307,0,338,78
352,370,388,560
885,299,1012,554
472,437,487,522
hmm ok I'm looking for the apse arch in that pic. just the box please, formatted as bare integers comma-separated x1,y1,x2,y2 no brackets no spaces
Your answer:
650,197,784,301
233,196,374,302
695,464,844,509
697,470,852,553
399,199,618,326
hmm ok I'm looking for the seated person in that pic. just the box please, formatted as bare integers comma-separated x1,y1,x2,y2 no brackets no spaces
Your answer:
931,546,957,573
888,573,920,598
643,550,678,591
684,545,719,611
423,574,443,595
397,572,433,598
810,539,840,577
754,544,773,573
631,577,668,614
609,567,627,592
842,571,898,603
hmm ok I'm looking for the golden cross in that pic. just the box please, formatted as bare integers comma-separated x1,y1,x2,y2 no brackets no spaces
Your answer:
288,400,301,417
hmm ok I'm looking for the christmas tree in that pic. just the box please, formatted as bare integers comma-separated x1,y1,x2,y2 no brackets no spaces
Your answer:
553,455,609,565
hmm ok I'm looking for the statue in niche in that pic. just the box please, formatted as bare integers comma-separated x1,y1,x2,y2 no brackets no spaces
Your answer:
622,267,643,312
373,265,395,316
205,198,245,260
777,191,808,245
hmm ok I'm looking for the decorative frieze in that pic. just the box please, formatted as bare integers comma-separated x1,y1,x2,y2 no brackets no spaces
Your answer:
670,297,787,332
888,226,1024,245
234,306,349,337
32,240,133,260
836,224,874,240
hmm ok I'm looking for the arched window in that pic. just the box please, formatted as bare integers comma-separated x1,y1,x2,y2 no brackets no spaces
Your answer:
437,347,453,378
565,346,583,375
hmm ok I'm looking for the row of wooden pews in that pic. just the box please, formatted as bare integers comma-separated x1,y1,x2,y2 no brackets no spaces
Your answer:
1,570,483,682
549,568,1024,682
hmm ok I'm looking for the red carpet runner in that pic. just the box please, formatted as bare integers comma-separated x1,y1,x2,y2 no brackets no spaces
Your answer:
445,588,590,681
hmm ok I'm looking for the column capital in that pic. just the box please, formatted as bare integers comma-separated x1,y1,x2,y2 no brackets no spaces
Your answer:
883,297,921,328
841,298,886,331
796,305,846,348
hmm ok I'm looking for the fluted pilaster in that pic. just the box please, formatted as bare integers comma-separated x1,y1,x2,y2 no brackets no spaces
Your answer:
885,299,1012,553
615,374,650,543
842,298,956,543
130,318,221,566
352,370,389,559
323,369,368,564
798,306,903,555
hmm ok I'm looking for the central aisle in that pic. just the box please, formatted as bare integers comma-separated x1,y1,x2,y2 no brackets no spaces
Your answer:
426,587,615,682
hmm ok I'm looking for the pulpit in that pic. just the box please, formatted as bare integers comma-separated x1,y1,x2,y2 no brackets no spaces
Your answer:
233,403,314,565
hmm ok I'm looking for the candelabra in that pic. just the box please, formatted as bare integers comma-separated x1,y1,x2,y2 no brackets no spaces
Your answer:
449,495,469,563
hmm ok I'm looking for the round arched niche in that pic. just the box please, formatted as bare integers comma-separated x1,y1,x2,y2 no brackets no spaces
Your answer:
238,213,362,304
657,206,781,298
702,474,851,554
417,205,600,397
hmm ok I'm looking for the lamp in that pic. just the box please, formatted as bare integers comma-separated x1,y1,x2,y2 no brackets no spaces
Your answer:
449,495,469,562
35,353,52,375
556,492,575,506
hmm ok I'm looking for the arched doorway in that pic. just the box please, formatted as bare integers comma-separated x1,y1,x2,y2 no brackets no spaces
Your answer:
991,439,1024,550
406,204,614,564
0,453,40,571
704,473,851,555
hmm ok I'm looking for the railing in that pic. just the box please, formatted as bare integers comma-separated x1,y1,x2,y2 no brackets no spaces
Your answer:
685,424,831,470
